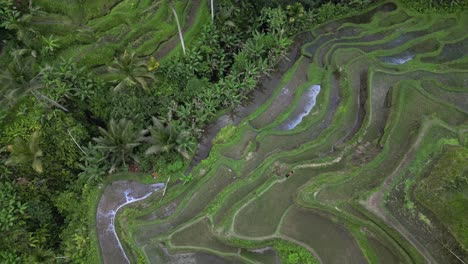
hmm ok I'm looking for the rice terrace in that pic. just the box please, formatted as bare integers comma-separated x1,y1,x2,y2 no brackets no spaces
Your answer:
0,0,467,263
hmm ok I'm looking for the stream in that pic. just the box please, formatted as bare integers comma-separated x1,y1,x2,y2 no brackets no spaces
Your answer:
279,84,321,130
96,181,165,264
378,51,414,65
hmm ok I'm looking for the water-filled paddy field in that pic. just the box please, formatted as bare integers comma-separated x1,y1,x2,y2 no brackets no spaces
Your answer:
96,2,468,263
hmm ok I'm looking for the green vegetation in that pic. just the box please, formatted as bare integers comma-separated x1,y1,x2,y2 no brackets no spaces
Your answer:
1,0,467,263
414,145,468,249
274,239,320,264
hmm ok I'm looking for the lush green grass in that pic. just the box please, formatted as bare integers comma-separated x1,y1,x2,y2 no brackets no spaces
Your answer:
35,0,121,23
273,239,320,264
160,0,211,62
414,145,468,250
35,0,199,68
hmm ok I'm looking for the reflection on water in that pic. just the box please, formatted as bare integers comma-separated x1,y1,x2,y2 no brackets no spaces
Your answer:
281,85,321,130
97,182,164,264
379,52,414,65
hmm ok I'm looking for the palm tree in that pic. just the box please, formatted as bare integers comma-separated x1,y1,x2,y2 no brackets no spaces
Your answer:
93,118,146,173
144,116,194,160
170,2,186,56
5,131,43,173
107,50,156,92
0,56,69,111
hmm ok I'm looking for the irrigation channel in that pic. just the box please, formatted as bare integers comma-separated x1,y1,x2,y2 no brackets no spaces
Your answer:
96,1,468,263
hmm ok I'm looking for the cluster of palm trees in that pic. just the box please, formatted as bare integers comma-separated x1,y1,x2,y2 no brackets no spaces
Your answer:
91,116,194,174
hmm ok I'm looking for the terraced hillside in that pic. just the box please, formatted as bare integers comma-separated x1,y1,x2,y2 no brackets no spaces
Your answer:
34,0,208,67
100,2,468,263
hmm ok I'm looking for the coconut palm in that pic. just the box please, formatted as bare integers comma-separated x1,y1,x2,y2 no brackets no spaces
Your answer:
144,116,194,160
0,56,69,111
5,131,43,173
107,50,156,92
93,118,146,173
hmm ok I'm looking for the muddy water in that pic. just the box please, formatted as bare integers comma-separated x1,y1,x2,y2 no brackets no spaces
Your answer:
378,51,414,64
314,9,411,66
353,18,457,55
367,235,401,264
144,244,242,264
96,181,164,264
242,247,281,264
377,34,442,65
244,73,339,168
280,206,368,264
250,57,312,129
322,17,422,66
134,165,237,245
313,2,396,36
278,84,321,130
421,80,468,112
234,167,321,237
368,69,468,142
422,36,468,64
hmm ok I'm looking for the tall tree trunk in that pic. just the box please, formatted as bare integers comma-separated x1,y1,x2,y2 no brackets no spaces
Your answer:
67,128,86,154
31,90,69,112
211,0,214,22
171,5,186,56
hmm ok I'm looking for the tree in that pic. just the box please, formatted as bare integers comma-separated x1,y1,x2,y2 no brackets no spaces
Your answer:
144,116,194,160
5,131,43,173
93,118,145,173
107,50,155,92
170,2,186,56
0,56,69,111
211,0,214,22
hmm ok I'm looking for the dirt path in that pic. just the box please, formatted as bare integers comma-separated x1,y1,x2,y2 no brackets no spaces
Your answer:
364,119,441,264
